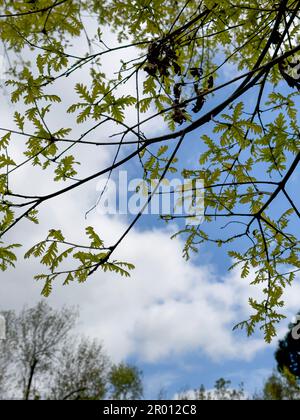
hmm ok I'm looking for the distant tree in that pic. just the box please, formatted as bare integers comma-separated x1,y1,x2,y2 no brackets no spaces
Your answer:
275,312,300,379
50,338,110,400
0,302,142,400
260,371,300,400
178,378,246,400
261,373,284,400
254,370,300,401
0,310,13,399
257,313,300,400
1,302,77,400
213,378,245,401
108,362,143,400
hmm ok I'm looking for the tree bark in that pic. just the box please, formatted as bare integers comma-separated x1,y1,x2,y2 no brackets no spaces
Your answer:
24,358,38,401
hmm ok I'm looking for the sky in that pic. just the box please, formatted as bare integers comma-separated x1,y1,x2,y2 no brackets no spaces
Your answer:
0,17,300,399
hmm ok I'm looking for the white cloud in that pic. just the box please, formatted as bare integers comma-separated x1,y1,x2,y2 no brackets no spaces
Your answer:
2,189,300,364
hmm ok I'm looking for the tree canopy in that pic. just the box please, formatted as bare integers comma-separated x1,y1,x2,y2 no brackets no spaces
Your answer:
0,0,300,341
275,312,300,378
259,314,300,400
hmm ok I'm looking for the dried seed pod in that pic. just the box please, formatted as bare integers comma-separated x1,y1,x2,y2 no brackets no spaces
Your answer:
194,82,201,96
147,42,161,63
192,96,205,113
144,63,158,76
173,83,182,100
172,107,187,125
271,30,281,45
173,62,182,76
190,67,203,79
279,61,300,91
207,76,214,89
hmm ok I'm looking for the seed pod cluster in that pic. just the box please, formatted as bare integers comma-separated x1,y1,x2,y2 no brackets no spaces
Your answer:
144,41,182,78
279,60,300,91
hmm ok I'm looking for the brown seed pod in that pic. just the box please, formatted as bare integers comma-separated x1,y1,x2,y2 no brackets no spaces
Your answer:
172,107,187,125
190,67,203,79
207,76,214,89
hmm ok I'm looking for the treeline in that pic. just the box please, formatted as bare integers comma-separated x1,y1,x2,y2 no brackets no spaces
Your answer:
0,302,142,400
0,302,299,400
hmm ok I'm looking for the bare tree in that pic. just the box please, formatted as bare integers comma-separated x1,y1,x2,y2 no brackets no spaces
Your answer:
0,302,143,400
0,311,13,399
0,302,77,399
50,338,110,400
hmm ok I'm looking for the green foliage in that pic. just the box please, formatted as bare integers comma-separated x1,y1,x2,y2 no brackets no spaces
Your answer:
109,363,143,400
260,370,300,400
0,0,299,340
54,155,79,181
24,227,134,296
0,242,21,271
178,378,246,401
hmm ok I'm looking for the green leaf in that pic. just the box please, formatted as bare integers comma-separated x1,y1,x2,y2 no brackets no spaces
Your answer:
85,226,104,248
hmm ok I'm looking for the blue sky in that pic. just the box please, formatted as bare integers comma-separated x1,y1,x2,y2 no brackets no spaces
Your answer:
95,54,300,398
86,82,299,399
